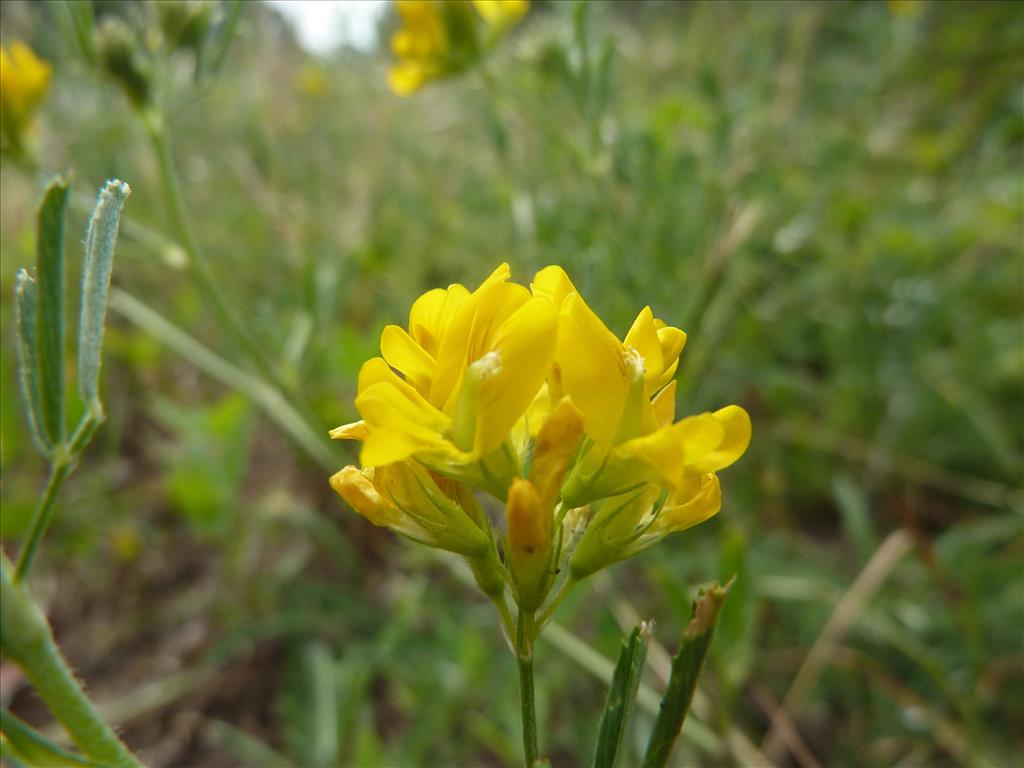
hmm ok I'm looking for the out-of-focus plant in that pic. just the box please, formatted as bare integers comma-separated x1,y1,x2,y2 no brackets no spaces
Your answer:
0,41,52,161
330,263,749,765
1,180,139,767
388,0,529,95
79,0,337,470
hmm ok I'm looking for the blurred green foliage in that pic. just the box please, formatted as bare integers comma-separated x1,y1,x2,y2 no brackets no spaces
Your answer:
0,0,1021,766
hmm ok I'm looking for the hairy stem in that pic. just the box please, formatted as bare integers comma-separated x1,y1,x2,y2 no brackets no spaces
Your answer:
516,610,538,766
1,558,141,767
14,461,71,583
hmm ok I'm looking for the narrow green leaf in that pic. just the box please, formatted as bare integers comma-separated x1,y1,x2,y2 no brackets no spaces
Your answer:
594,621,651,768
204,720,294,768
833,473,878,562
35,178,70,447
14,271,48,454
0,709,96,767
77,179,130,407
641,581,731,768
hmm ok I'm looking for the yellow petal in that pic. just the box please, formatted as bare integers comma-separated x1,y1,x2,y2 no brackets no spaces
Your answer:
624,306,664,392
388,62,426,96
605,424,686,492
557,293,628,448
672,412,727,464
653,325,687,390
472,0,529,25
380,324,435,393
408,284,470,357
330,465,429,541
530,265,578,309
652,473,722,535
355,381,453,465
429,280,530,411
651,380,677,428
356,356,398,392
479,262,511,289
693,405,752,472
530,397,585,510
474,295,558,454
329,420,368,441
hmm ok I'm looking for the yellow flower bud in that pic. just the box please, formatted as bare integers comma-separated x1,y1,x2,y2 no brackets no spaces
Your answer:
330,462,492,557
506,478,551,611
529,397,584,510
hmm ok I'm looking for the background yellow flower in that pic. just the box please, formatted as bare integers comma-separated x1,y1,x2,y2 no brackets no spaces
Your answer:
0,41,51,151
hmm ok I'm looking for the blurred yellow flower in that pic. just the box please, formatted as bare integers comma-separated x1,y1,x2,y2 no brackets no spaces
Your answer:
472,0,529,28
388,0,529,96
0,41,51,152
297,65,330,98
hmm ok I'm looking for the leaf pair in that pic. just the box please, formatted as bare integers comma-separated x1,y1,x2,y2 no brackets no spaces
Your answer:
594,581,730,768
14,177,130,457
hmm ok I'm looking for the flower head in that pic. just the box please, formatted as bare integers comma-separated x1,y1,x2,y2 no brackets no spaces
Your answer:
330,264,749,611
0,41,51,154
388,0,529,96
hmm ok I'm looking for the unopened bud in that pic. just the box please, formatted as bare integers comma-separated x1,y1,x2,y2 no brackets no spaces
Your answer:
506,478,552,611
96,17,153,108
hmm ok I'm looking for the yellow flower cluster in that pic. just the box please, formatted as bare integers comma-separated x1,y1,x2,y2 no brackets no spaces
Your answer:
331,265,750,609
389,0,529,96
0,41,51,153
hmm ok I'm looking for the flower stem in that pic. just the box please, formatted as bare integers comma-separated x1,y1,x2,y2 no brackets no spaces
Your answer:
146,116,292,400
1,556,142,767
14,411,104,584
536,575,576,631
14,461,71,583
516,609,538,766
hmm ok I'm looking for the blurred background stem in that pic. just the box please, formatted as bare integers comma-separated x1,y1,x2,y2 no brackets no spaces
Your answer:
144,112,321,433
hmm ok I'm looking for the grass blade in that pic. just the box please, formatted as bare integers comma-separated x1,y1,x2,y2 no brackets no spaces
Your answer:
594,621,651,768
35,178,70,447
641,581,730,768
14,270,48,454
77,179,130,407
107,288,339,471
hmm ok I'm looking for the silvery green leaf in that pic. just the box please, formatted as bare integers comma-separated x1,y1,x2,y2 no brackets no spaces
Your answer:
14,270,48,455
77,179,130,407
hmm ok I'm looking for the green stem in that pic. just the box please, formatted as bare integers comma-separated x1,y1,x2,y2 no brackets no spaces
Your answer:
14,411,104,584
1,558,141,767
515,610,538,767
494,593,516,642
13,462,71,584
145,116,293,400
536,576,576,631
